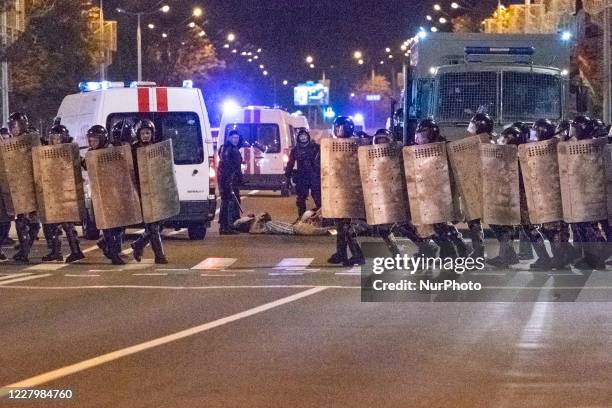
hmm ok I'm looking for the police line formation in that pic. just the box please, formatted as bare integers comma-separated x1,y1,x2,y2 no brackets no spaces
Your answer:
312,113,612,271
0,112,179,265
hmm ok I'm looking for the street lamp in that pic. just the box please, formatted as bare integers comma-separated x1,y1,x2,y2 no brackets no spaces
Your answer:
305,55,314,64
116,4,170,81
451,2,460,9
192,7,203,17
227,33,236,42
431,26,439,32
353,50,363,60
433,4,441,11
439,17,447,24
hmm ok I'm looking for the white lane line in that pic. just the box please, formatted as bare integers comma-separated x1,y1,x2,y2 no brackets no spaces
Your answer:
269,272,304,276
0,286,327,395
65,274,100,278
155,269,191,272
335,272,361,276
26,263,68,271
201,273,237,277
0,274,52,286
247,190,260,195
0,285,360,290
164,229,186,237
274,258,314,271
133,273,168,276
191,258,237,271
221,269,255,273
83,245,101,254
0,273,32,281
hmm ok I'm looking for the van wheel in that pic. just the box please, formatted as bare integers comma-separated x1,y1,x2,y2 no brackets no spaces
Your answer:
188,225,207,240
83,211,100,240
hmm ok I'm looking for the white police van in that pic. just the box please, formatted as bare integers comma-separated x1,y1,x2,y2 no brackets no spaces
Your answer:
55,81,216,240
218,106,309,196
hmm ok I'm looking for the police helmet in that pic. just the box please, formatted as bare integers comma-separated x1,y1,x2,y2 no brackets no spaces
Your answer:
468,113,494,135
333,116,355,138
531,118,556,141
134,119,156,143
571,115,593,140
87,125,108,148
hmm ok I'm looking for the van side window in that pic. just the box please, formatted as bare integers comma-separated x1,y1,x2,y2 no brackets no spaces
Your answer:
106,111,204,165
288,125,295,147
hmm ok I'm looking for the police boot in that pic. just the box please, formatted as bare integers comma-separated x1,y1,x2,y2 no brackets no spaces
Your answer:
345,236,365,266
381,231,401,256
97,237,110,259
549,242,570,270
42,233,63,262
487,238,517,269
529,239,552,271
29,221,41,243
65,228,85,263
12,220,31,263
468,230,485,259
415,239,438,258
0,248,5,261
150,233,168,264
438,241,459,259
328,226,349,264
518,230,534,260
130,235,148,262
452,238,470,258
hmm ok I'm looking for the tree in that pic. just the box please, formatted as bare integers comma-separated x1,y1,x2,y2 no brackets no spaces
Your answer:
6,0,99,125
351,73,394,130
144,29,224,86
452,15,481,33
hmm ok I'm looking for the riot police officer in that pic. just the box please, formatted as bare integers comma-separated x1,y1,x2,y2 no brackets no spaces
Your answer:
464,113,494,259
41,124,85,263
130,120,168,264
566,116,605,269
327,116,364,266
110,120,136,146
0,127,9,259
414,119,470,259
7,112,37,262
87,125,125,265
218,129,244,235
285,128,321,218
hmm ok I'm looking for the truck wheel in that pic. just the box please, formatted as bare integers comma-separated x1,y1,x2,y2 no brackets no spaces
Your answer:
82,211,100,240
188,225,207,240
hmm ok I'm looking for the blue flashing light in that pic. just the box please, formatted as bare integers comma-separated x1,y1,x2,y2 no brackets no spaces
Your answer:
464,46,535,55
561,31,572,41
417,30,427,40
183,80,193,88
78,81,102,92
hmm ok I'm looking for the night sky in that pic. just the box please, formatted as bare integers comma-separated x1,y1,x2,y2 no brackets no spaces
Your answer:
104,0,510,124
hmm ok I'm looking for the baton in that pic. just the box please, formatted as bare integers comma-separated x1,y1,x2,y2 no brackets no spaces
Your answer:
231,190,244,214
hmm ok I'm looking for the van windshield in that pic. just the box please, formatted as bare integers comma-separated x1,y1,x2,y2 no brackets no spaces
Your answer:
106,112,204,165
224,124,281,153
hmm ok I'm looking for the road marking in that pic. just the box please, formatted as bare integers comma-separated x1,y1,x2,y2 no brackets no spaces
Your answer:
269,272,304,276
65,274,100,277
0,286,328,395
0,274,52,286
0,284,362,290
83,245,101,254
335,272,361,276
0,273,32,281
247,190,260,195
222,269,255,273
133,273,168,276
164,229,186,237
26,263,68,271
201,273,237,277
155,269,191,272
191,258,237,270
274,258,314,270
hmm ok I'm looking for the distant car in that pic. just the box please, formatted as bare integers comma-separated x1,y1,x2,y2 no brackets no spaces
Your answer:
218,106,310,196
55,81,216,240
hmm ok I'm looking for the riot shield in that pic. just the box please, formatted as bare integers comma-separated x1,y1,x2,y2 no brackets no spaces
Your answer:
446,134,489,221
137,139,180,223
558,138,607,223
604,144,612,221
0,133,40,215
321,138,365,219
357,142,409,225
481,143,521,225
0,150,12,221
85,144,143,229
32,143,85,224
518,139,563,224
403,142,454,225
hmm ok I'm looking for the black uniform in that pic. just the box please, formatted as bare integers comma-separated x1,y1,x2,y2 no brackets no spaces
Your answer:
285,129,321,217
130,119,168,264
218,132,244,234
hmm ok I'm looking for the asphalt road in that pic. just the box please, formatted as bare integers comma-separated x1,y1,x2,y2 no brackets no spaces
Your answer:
0,191,611,407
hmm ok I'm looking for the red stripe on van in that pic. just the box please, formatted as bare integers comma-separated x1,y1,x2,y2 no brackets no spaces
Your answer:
137,88,150,112
254,110,260,123
243,147,251,175
156,88,168,112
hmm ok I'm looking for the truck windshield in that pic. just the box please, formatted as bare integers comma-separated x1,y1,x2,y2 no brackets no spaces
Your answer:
435,72,498,122
502,72,561,121
434,71,561,122
106,112,204,165
224,124,281,154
